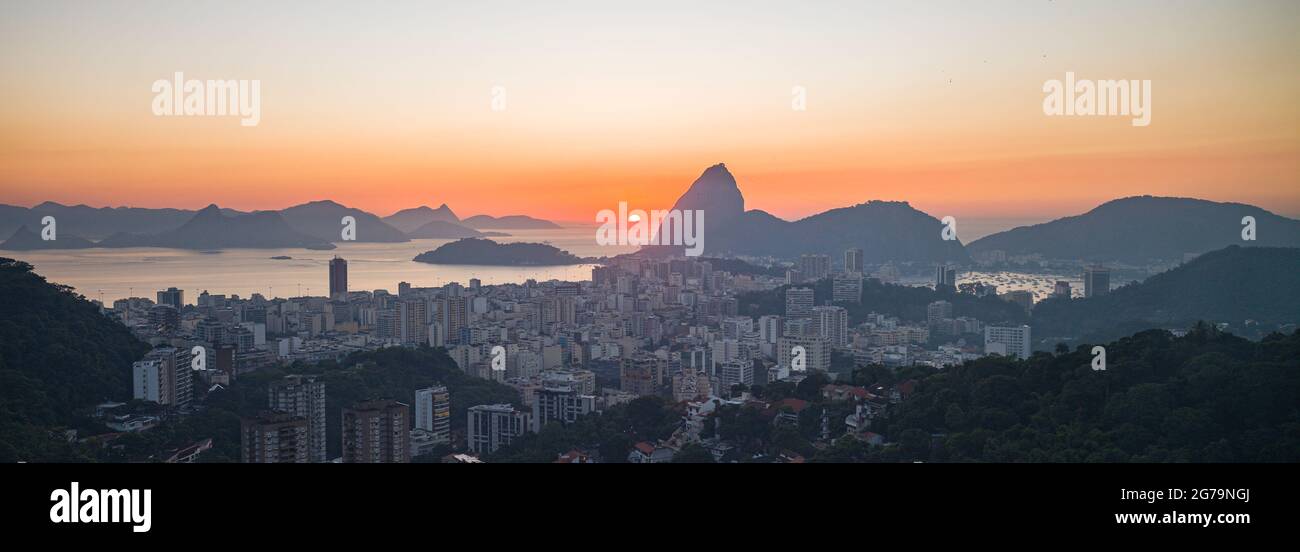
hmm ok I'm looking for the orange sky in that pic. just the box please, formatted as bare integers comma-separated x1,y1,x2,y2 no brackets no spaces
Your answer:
1,1,1297,222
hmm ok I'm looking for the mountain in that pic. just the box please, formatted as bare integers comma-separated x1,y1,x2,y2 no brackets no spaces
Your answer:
97,205,335,250
405,220,489,239
461,214,562,230
874,326,1300,462
1031,245,1300,344
0,202,243,240
968,196,1300,262
382,204,460,233
279,200,408,243
413,238,585,265
646,164,968,263
0,225,96,250
0,257,150,462
671,162,746,232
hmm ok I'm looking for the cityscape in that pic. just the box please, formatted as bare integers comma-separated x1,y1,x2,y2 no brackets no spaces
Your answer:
1,0,1297,539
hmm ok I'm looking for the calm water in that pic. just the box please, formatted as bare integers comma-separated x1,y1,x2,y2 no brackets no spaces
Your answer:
3,226,635,304
2,218,1037,305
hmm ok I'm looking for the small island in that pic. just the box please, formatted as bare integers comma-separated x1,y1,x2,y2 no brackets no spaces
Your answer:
413,238,588,266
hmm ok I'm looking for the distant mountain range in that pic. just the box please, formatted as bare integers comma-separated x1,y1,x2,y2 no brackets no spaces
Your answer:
97,205,335,250
0,200,556,250
969,196,1300,262
645,163,968,263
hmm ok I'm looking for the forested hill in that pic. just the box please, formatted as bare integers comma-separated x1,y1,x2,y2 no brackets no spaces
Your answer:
0,258,149,461
1031,246,1300,344
870,325,1300,462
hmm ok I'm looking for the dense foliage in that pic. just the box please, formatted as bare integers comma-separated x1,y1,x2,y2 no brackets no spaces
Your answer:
0,258,149,461
877,325,1300,462
1031,246,1300,344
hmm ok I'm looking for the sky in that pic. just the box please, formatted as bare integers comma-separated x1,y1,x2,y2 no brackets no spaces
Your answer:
1,0,1297,223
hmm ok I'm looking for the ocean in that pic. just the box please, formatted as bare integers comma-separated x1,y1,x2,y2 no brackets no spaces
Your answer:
1,218,1041,305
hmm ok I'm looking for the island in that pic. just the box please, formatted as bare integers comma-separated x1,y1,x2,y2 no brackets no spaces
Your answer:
413,238,589,266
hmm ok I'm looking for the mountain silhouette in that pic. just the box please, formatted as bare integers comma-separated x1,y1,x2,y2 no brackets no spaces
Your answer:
0,202,242,240
968,196,1300,262
279,200,409,243
0,225,96,250
647,164,968,263
382,203,461,233
461,214,561,230
406,219,489,239
97,205,335,249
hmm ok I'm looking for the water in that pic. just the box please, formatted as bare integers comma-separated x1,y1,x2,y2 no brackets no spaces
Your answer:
2,218,1040,305
2,226,636,304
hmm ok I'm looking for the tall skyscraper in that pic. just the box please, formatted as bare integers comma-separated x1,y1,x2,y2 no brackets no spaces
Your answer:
342,400,410,463
799,254,831,281
399,298,428,344
1053,280,1072,299
467,404,530,455
1084,266,1110,298
785,287,814,319
328,256,348,299
844,248,864,273
132,347,192,408
832,273,862,303
240,411,309,463
268,375,327,463
414,385,451,443
985,325,1032,360
156,287,184,309
935,264,958,292
436,296,468,345
812,305,849,347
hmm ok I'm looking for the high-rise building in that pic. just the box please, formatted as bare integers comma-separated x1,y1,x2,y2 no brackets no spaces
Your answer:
268,375,327,463
844,248,864,273
467,404,530,455
436,296,468,345
148,304,180,336
719,359,755,394
812,305,849,348
926,300,953,332
758,315,782,344
1084,266,1110,298
935,264,958,292
832,273,862,303
132,347,192,408
399,298,428,344
985,325,1032,360
531,373,596,432
777,334,831,374
240,411,309,463
799,254,831,281
328,256,348,298
414,386,451,443
156,287,184,309
1053,281,1072,299
785,287,814,319
342,400,410,463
